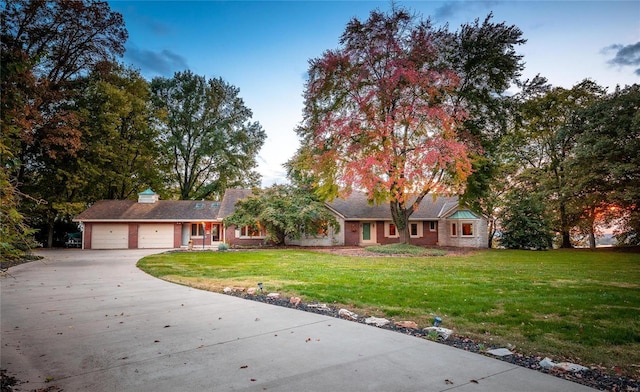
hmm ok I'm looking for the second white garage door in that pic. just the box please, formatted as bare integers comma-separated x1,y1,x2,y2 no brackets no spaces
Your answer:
138,224,175,248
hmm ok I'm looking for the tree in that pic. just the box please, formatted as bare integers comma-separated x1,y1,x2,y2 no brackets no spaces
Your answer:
291,8,524,243
2,0,128,179
572,84,640,245
223,185,340,245
150,71,266,200
1,24,38,255
463,154,518,248
499,191,553,250
76,62,164,201
1,0,128,247
508,79,606,248
0,143,38,261
440,14,525,212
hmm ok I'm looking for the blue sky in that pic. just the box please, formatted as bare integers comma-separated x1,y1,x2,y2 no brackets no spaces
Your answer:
108,1,640,187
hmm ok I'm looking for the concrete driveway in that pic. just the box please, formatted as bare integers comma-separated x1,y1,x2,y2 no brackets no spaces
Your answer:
1,249,594,391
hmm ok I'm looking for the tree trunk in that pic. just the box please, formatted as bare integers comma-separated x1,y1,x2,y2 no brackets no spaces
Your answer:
390,200,411,244
47,217,55,248
398,225,410,244
487,219,495,248
560,231,572,248
589,231,596,249
559,203,573,248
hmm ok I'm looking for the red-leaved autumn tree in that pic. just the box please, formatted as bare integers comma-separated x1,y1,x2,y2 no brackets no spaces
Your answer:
291,8,474,243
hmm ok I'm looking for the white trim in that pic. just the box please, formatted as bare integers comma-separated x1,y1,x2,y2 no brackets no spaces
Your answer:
461,222,475,237
438,202,459,218
238,225,266,239
191,223,205,237
323,203,347,220
409,222,423,238
360,221,377,244
384,222,399,238
450,221,476,237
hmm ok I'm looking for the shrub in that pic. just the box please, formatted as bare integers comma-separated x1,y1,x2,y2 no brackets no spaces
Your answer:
365,243,447,256
500,193,553,250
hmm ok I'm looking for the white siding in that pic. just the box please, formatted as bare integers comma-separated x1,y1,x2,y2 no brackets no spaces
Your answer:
92,224,129,249
438,218,488,248
138,224,174,248
286,217,345,247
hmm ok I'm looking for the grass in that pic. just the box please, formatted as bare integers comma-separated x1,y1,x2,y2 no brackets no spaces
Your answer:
138,248,640,377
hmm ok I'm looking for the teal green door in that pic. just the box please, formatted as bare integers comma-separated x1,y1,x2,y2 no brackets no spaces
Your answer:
362,222,371,241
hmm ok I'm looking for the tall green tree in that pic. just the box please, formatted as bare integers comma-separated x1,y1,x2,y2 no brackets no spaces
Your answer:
290,7,524,243
150,71,266,200
572,84,640,245
1,0,128,247
0,143,38,261
223,185,340,245
499,190,553,250
440,14,525,211
1,22,38,255
508,79,606,248
76,63,164,201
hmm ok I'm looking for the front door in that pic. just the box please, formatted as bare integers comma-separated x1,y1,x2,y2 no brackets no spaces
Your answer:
212,224,221,241
363,222,371,241
361,222,376,245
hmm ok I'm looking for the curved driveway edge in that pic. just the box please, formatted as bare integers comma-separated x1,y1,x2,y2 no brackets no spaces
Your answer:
1,249,594,391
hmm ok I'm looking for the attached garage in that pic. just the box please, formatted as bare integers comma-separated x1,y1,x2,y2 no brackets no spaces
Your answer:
74,190,222,250
91,224,129,249
138,224,174,248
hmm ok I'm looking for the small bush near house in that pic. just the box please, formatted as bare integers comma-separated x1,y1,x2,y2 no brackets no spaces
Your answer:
218,243,229,251
365,243,447,256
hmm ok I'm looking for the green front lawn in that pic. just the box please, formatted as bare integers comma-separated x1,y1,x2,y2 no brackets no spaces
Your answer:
138,248,640,377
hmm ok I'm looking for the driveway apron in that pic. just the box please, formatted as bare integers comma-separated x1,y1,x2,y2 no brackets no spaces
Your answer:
1,249,595,391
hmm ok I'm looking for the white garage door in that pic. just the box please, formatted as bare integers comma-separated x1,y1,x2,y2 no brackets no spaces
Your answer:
138,224,175,249
92,224,129,249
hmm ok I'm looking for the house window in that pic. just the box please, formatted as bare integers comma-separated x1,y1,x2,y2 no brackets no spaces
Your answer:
316,221,329,237
451,223,457,236
385,222,399,238
304,221,329,238
409,222,423,238
191,223,205,237
429,221,436,231
239,224,266,238
462,223,474,236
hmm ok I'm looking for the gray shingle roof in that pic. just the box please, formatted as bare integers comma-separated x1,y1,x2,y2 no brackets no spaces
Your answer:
326,192,459,220
217,188,255,219
74,189,462,223
74,200,221,222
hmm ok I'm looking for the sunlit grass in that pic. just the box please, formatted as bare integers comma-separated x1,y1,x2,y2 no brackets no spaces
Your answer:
138,248,640,377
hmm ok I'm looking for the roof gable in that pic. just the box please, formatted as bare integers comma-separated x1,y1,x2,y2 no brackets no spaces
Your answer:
217,188,255,219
